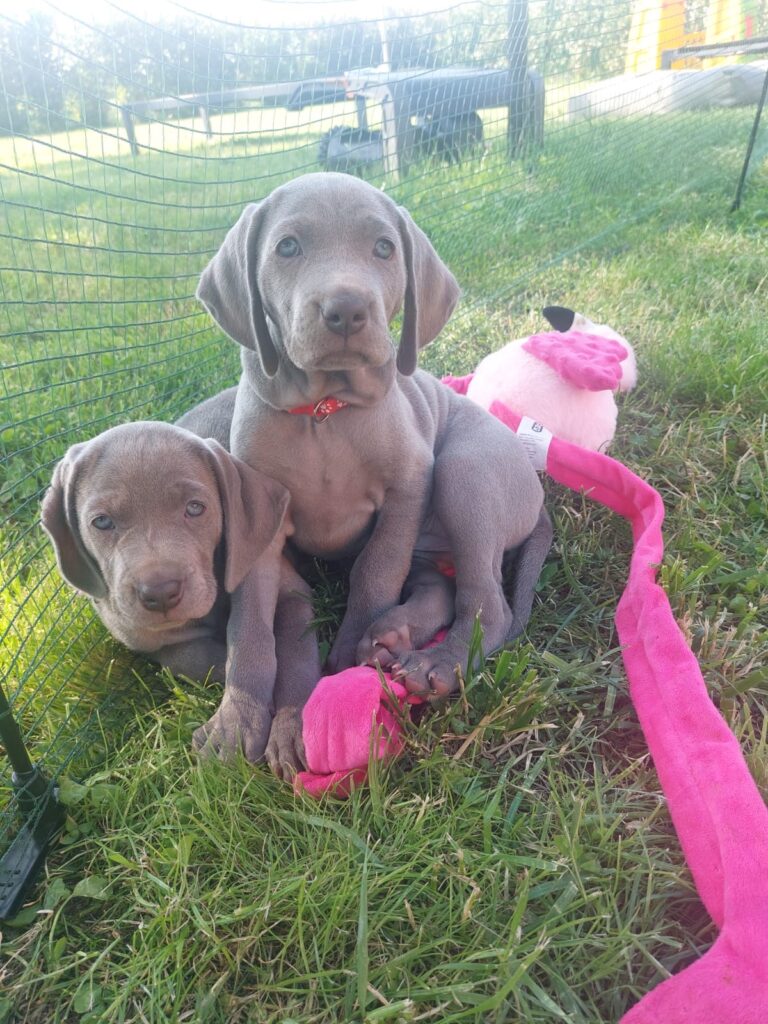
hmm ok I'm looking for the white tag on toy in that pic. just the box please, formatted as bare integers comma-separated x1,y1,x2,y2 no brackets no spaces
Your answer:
517,417,552,471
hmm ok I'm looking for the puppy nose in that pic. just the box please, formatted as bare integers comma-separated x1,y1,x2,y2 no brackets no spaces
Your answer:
137,578,183,612
321,293,368,337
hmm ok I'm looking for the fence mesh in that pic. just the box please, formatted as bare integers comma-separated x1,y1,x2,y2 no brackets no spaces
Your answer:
1,0,767,856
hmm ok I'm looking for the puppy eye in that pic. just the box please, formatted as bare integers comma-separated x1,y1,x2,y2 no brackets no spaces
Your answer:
185,501,206,518
276,236,301,258
91,514,114,531
373,238,395,259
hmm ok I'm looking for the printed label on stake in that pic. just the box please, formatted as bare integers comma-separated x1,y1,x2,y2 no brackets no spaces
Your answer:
517,417,552,471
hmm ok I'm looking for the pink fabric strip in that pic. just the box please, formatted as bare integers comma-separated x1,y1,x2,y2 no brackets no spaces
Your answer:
296,382,768,1020
489,399,768,1022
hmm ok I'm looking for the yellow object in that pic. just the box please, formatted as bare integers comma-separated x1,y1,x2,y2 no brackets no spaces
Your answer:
626,0,686,74
704,0,746,64
625,0,747,73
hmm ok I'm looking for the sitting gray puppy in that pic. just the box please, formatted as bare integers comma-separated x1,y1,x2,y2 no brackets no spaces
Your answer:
196,172,552,700
41,418,320,776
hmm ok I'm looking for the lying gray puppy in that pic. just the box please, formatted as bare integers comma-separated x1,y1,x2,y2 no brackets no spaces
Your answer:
41,419,320,775
196,172,551,701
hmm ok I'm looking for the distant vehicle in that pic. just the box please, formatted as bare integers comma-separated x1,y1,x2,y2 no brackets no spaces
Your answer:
318,111,485,172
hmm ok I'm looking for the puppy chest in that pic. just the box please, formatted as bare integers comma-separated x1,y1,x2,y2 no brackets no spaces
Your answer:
237,414,415,557
292,473,383,555
278,446,387,556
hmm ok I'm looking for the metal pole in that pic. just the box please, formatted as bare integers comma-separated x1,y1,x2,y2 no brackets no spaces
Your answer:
378,21,391,71
355,94,368,131
198,104,213,139
119,105,139,156
0,683,34,780
0,682,66,919
731,67,768,212
507,0,529,158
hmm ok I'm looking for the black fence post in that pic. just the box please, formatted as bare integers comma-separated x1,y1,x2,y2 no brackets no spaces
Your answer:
507,0,529,158
731,67,768,212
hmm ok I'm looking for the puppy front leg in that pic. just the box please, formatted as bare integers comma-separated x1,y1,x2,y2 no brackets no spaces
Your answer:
356,559,456,669
328,483,427,672
192,551,282,763
265,562,323,779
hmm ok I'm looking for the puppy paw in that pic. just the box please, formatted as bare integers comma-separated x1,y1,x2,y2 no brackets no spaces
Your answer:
265,707,307,781
192,693,272,763
356,614,415,669
391,641,468,700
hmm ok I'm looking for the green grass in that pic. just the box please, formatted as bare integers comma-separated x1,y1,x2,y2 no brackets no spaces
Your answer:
1,97,767,1023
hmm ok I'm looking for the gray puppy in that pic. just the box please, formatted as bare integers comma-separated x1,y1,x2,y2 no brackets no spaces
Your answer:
197,171,551,706
41,420,320,776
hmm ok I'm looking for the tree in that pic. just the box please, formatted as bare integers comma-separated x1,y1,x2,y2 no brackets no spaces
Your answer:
0,12,66,135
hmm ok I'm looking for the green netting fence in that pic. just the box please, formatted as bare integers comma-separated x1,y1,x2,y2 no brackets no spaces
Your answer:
1,0,767,911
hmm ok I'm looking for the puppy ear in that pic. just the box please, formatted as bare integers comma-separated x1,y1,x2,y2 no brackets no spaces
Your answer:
41,445,107,599
196,201,280,378
203,439,289,594
396,207,460,376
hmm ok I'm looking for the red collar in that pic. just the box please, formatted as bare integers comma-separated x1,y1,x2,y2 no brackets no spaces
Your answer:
287,396,349,422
